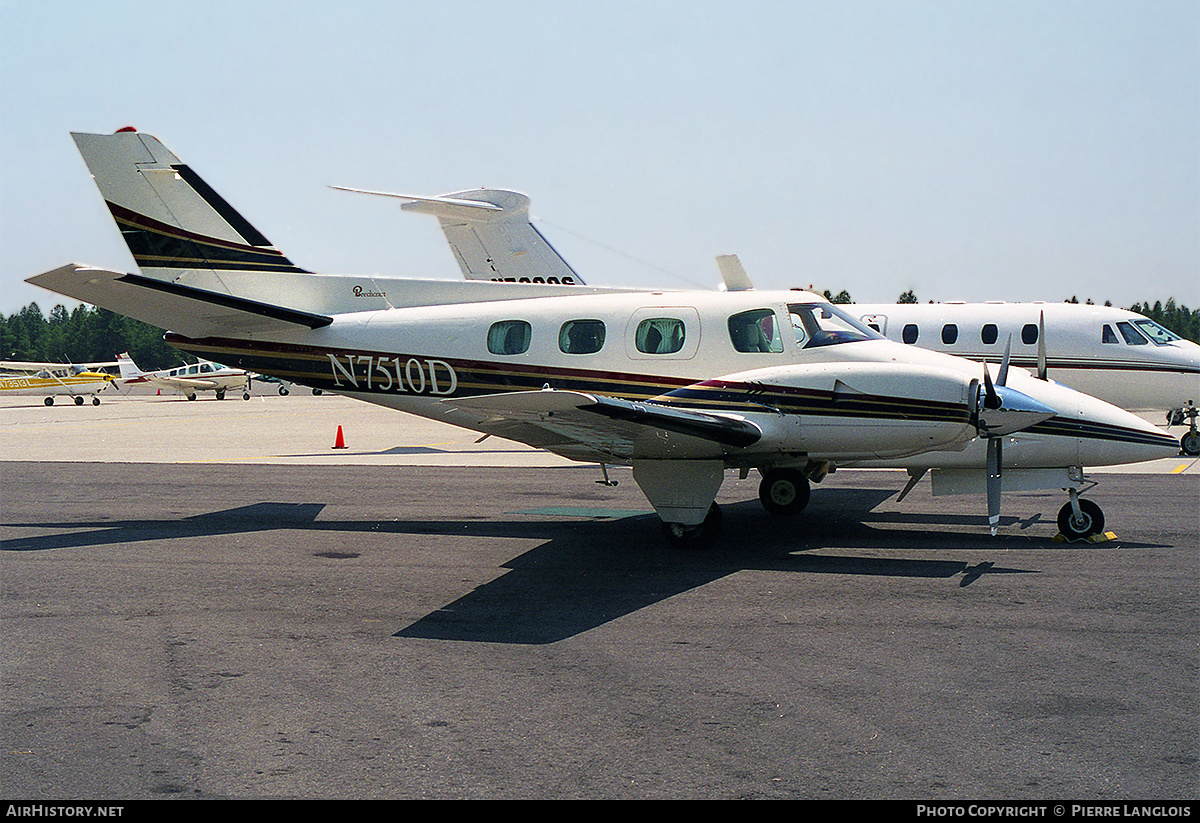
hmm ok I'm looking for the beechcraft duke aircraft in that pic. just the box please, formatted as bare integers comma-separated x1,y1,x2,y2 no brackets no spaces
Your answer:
27,128,1181,545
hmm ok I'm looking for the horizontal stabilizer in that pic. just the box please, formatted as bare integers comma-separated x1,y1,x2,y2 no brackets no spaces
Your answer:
26,264,333,338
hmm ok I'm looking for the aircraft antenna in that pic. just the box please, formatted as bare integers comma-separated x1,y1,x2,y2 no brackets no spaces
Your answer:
533,216,708,289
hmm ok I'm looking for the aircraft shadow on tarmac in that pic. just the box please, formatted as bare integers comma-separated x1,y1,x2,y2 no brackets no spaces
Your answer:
6,486,1159,645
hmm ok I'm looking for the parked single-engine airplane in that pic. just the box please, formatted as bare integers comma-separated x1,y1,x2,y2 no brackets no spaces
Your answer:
348,185,1200,455
0,362,114,405
26,129,1182,545
115,351,251,400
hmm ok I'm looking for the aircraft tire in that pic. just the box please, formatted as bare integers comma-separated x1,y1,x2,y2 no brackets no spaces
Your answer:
242,392,250,401
44,397,53,406
1057,499,1105,541
187,394,197,401
278,386,289,396
1181,430,1200,457
73,396,83,406
661,503,723,549
759,468,811,516
92,397,100,405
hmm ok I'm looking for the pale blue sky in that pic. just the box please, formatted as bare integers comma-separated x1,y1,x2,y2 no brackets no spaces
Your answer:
2,0,1196,315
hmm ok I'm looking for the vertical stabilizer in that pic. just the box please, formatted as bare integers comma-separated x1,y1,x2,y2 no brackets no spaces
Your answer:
71,129,307,280
334,186,585,285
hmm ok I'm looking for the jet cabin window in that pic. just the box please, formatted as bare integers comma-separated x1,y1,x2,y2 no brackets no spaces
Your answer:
981,324,998,345
1022,323,1039,345
902,324,919,344
788,302,881,348
488,320,532,355
559,319,606,354
635,318,686,354
1102,325,1119,344
728,309,783,353
942,324,958,345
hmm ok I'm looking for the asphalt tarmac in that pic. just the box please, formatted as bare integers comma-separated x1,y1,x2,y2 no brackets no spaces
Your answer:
1,392,1197,799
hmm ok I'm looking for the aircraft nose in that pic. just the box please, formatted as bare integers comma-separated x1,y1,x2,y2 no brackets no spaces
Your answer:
1074,399,1183,465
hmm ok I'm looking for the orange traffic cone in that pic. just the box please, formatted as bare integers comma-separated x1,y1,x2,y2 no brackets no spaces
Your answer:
333,425,347,449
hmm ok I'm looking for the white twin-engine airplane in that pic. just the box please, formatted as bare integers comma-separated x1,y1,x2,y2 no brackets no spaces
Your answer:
26,129,1182,546
335,183,1200,455
115,351,251,400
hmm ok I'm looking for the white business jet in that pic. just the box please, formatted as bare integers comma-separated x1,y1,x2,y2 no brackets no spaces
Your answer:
345,185,1200,456
27,129,1181,546
115,351,251,400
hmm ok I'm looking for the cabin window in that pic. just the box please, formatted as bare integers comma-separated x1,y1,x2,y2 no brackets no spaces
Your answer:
942,324,958,345
728,309,783,353
1102,325,1119,344
981,324,998,345
488,320,532,355
1116,321,1148,345
1022,323,1038,345
559,319,606,354
902,324,919,344
635,318,686,354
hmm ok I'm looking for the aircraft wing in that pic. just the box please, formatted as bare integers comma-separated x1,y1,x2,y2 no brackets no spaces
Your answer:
444,389,761,462
144,375,222,391
26,264,334,338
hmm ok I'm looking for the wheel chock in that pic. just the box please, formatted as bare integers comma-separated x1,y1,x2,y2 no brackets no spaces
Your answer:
1053,530,1118,544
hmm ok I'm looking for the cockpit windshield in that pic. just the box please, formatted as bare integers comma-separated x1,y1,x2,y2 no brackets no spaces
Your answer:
788,302,884,348
1132,318,1182,345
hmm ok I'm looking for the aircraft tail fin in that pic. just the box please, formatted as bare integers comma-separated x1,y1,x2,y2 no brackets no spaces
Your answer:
333,186,585,285
71,129,308,279
115,351,143,380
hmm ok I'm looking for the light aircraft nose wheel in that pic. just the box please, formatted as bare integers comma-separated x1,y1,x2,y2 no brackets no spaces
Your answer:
92,397,100,405
1057,498,1105,541
242,392,250,400
73,395,84,405
1181,430,1200,457
44,397,54,406
661,503,723,549
758,468,811,516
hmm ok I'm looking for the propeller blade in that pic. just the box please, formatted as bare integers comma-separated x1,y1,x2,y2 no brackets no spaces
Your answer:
986,436,1002,536
997,334,1012,387
982,362,1000,409
1036,311,1047,381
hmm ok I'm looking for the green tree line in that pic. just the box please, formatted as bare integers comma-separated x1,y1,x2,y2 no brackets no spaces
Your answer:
1,302,187,369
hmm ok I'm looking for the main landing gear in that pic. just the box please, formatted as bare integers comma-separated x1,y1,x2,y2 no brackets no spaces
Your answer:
758,468,812,516
661,503,724,549
659,468,814,549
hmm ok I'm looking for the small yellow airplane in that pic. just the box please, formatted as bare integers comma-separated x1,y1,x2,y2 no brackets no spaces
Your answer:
0,362,115,405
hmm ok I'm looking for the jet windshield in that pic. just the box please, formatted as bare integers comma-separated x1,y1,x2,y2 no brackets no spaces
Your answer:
1131,318,1182,345
788,302,884,348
